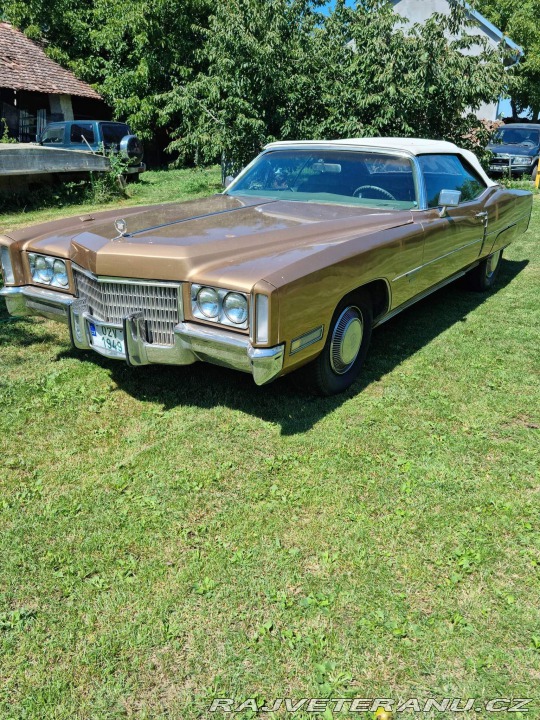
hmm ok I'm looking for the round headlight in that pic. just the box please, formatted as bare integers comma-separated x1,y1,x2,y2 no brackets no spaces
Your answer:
197,287,219,318
223,292,248,324
34,255,53,284
52,259,68,287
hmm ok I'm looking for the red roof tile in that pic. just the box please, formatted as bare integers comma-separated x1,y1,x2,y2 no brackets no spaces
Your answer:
0,22,101,99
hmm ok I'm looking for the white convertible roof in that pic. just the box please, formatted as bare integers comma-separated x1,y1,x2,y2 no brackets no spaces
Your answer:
265,137,496,187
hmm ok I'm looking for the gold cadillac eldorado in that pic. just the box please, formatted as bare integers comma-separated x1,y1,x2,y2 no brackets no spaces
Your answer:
0,138,533,395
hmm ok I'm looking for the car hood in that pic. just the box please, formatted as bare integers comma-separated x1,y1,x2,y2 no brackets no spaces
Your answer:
487,143,537,157
15,194,414,290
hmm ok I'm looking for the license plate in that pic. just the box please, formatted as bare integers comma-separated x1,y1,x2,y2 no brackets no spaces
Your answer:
88,321,125,356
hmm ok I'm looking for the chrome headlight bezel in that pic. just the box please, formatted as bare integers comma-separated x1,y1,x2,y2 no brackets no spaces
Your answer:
191,284,249,330
28,253,70,289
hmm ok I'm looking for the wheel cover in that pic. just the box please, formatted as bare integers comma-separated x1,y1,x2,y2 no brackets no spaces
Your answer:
330,306,363,375
486,250,501,278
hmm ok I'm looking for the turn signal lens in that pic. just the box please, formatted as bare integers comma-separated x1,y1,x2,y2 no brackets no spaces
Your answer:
0,245,15,285
255,294,269,343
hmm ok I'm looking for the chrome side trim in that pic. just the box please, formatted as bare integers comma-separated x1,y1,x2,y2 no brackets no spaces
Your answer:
392,237,484,282
375,268,475,327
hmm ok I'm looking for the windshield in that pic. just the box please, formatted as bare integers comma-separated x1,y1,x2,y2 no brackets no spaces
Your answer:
227,149,418,210
492,127,540,147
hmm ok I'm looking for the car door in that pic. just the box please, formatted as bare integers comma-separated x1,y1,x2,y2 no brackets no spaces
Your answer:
413,154,491,291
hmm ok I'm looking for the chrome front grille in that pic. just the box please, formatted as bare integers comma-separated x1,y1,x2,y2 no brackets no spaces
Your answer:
74,270,181,346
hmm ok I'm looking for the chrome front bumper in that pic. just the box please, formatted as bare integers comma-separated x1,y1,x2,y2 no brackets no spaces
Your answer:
1,285,284,386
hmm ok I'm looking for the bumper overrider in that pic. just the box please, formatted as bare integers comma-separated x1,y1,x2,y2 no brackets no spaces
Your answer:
0,285,284,386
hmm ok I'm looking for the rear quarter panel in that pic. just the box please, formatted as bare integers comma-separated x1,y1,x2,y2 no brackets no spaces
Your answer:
485,188,533,256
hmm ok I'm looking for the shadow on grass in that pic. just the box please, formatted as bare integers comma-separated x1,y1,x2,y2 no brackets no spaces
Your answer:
0,316,58,348
47,257,527,435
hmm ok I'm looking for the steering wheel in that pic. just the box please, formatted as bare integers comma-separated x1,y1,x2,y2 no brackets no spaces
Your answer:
353,185,397,201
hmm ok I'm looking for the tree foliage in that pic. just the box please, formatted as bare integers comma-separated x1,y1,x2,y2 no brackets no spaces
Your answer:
1,0,211,140
473,0,540,119
1,0,509,165
167,0,508,165
161,0,326,165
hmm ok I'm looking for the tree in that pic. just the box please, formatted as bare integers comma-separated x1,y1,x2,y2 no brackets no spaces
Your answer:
305,0,507,139
85,0,212,139
473,0,540,119
1,0,212,140
1,0,509,165
0,0,94,67
168,0,508,166
162,0,326,166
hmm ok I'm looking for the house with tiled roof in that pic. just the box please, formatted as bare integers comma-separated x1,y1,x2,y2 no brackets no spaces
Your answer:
0,21,108,141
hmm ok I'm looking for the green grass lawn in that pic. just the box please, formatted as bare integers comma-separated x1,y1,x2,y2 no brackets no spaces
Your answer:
0,178,539,719
0,167,222,233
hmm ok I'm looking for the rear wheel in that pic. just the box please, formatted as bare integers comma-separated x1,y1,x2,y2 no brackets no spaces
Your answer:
300,290,373,395
467,249,503,291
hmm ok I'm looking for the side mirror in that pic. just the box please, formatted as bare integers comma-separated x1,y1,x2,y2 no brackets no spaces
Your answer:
438,189,461,218
224,175,235,188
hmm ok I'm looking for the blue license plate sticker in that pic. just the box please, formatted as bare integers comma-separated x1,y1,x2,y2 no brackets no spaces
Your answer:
89,322,97,336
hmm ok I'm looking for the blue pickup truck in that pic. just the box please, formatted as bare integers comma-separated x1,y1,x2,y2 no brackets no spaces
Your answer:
38,120,145,178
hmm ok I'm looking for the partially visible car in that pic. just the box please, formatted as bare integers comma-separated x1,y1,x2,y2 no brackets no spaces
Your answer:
37,120,145,177
486,123,540,180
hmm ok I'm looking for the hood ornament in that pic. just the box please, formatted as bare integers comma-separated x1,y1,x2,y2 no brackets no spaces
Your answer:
113,218,129,239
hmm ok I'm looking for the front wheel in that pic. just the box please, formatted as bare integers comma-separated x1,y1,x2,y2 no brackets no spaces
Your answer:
531,162,539,182
299,290,373,396
467,249,503,291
